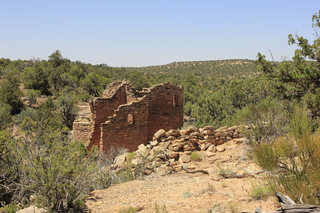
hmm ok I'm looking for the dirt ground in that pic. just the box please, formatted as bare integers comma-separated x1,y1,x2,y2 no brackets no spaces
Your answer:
85,140,279,213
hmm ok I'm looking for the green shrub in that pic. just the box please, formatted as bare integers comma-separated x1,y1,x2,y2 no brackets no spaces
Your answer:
233,97,288,144
250,106,320,204
118,206,137,213
251,141,279,172
190,152,202,161
227,201,240,213
251,184,273,200
0,204,21,213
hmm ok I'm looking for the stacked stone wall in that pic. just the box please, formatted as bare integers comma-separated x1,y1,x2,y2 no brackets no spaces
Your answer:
73,122,92,147
88,85,127,149
147,83,184,141
100,97,149,152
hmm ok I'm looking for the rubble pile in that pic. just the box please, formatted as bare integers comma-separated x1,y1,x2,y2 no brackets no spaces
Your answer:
111,125,245,176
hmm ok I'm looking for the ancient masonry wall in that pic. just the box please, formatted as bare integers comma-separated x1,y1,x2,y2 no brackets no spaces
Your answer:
146,83,184,141
73,81,184,153
73,122,92,147
87,84,127,150
100,97,149,153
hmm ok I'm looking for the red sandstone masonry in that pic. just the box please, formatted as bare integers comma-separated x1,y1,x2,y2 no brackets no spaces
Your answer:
73,80,184,153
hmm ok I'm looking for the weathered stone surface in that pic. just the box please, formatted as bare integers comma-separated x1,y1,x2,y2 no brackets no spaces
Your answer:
154,165,173,175
113,153,126,168
132,157,144,167
154,129,166,141
216,146,226,152
190,132,204,138
216,126,228,132
206,145,216,153
168,152,179,159
166,129,181,137
17,206,46,213
180,129,192,136
179,154,191,163
150,140,159,146
203,126,215,131
205,151,216,157
144,168,153,175
187,125,199,133
135,144,149,157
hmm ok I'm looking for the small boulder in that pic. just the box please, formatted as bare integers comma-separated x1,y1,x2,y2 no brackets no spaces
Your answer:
154,129,166,141
166,129,181,137
168,151,179,159
179,154,191,163
205,151,216,157
17,206,46,213
203,126,215,131
216,146,226,152
135,144,148,157
206,144,216,153
150,140,158,146
113,153,126,168
188,125,199,133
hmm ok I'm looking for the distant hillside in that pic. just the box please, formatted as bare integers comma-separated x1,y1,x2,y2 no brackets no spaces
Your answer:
127,59,260,79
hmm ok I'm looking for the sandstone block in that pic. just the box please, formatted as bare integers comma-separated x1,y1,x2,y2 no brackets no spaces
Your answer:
154,129,166,141
206,144,216,153
135,144,148,157
205,151,216,157
159,141,171,149
17,205,46,213
168,152,179,159
144,168,153,175
153,146,165,154
190,132,204,138
167,135,176,140
216,146,226,152
203,126,215,131
154,165,173,175
200,143,208,151
168,144,180,152
179,154,191,163
187,125,199,133
228,125,241,131
205,138,216,144
131,157,144,167
166,129,181,137
215,140,225,145
113,153,126,168
150,141,158,146
180,129,192,136
183,144,194,151
216,126,228,132
155,154,167,161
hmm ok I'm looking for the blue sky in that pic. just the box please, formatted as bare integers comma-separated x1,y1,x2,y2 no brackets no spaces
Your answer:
1,0,319,67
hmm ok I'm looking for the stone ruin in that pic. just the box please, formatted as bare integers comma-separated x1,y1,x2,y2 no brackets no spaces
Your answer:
111,125,245,176
73,80,184,153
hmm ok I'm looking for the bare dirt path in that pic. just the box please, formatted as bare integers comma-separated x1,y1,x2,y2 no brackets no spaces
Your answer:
85,141,279,213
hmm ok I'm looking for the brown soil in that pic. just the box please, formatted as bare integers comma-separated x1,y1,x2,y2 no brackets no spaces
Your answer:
85,141,279,213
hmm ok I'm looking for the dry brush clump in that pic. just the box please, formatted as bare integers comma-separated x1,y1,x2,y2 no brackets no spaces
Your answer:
249,105,320,204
